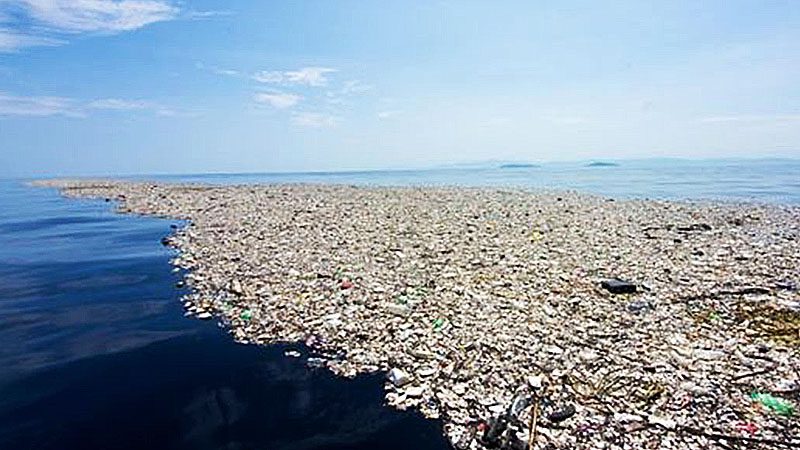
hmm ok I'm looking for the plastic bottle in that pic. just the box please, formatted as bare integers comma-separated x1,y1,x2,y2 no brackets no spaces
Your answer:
751,392,795,416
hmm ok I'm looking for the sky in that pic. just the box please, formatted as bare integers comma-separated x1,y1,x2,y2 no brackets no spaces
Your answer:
0,0,799,177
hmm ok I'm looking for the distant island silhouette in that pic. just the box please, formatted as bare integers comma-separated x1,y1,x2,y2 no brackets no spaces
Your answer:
586,161,619,167
499,163,539,169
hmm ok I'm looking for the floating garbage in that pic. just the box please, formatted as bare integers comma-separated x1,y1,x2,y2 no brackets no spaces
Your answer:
387,368,411,387
601,278,637,294
306,357,327,368
627,299,652,314
284,350,302,358
751,392,795,416
547,404,576,423
735,422,759,435
42,179,800,450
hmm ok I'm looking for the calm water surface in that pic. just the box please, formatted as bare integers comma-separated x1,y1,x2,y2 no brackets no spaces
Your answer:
1,159,798,449
150,159,800,204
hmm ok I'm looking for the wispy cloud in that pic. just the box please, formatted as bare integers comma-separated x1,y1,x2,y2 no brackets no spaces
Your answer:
377,110,400,120
89,97,182,116
0,0,181,51
0,26,65,51
238,65,369,127
326,79,373,105
699,114,800,124
15,0,178,33
0,91,80,117
0,92,181,117
88,98,151,110
253,91,301,109
291,112,338,128
184,10,232,20
195,61,239,77
253,67,336,87
213,68,238,76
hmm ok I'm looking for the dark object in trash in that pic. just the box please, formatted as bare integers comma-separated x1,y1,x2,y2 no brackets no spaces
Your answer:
601,278,637,294
547,404,576,423
677,223,712,232
720,286,771,296
509,392,531,417
480,414,528,450
481,391,532,449
481,414,509,448
160,237,171,246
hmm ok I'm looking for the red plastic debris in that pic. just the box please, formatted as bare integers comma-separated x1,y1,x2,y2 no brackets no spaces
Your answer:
735,422,758,435
476,422,488,432
340,280,354,289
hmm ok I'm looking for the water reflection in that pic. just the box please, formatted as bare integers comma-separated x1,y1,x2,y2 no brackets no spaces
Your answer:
1,336,449,450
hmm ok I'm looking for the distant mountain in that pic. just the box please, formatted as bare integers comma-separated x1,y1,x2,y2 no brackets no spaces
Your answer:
586,161,619,167
499,163,539,169
433,159,541,170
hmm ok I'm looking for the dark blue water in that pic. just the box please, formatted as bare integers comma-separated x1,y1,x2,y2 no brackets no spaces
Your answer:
144,158,800,204
0,181,449,450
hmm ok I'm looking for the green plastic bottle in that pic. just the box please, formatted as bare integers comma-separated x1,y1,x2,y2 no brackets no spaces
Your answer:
751,392,795,416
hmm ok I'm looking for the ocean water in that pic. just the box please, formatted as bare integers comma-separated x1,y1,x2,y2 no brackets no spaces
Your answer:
0,158,798,449
149,159,800,204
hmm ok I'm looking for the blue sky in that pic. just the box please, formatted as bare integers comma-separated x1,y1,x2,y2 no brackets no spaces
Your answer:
1,0,799,177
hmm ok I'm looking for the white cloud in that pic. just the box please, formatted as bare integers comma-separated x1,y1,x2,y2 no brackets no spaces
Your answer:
184,10,231,20
0,1,180,51
699,114,800,124
253,91,301,109
253,67,336,87
0,92,182,117
212,68,238,76
0,91,81,117
0,27,63,51
251,71,283,84
89,97,184,115
291,112,338,128
195,62,239,77
326,79,373,105
88,98,151,110
18,0,178,33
